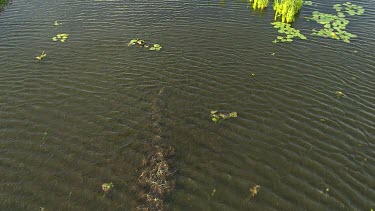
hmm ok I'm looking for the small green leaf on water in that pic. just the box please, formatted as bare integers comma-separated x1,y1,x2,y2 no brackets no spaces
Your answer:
36,51,47,61
54,33,69,42
303,1,313,6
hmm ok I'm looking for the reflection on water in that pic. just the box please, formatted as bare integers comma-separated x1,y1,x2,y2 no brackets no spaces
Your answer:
0,0,374,210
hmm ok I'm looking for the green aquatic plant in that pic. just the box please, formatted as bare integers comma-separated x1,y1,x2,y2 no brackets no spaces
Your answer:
36,51,47,61
53,33,69,42
303,1,313,6
128,39,139,46
211,111,238,123
271,22,306,43
307,2,364,43
273,0,303,23
334,2,364,16
336,91,345,98
128,38,162,51
308,5,361,43
149,44,162,51
250,0,269,10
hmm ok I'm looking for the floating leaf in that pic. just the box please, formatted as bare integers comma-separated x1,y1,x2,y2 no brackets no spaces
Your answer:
272,22,307,43
210,111,238,123
303,1,313,6
54,33,69,42
36,51,47,61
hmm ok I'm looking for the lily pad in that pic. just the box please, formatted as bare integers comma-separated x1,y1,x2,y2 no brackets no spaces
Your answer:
271,22,307,43
308,3,363,43
128,38,162,51
53,33,69,42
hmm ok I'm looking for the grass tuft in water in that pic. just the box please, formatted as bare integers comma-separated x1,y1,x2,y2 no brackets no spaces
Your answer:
249,0,269,10
274,0,303,23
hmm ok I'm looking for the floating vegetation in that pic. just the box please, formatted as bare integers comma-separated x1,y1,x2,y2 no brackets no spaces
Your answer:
336,91,345,98
128,38,162,51
54,21,60,26
211,111,238,123
101,182,114,193
53,33,69,42
250,0,269,10
271,22,306,43
303,1,313,6
334,2,364,16
308,2,364,43
149,44,162,51
249,185,260,197
36,51,47,61
274,0,303,23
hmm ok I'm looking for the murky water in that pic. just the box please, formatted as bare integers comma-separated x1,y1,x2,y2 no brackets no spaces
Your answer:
0,0,374,210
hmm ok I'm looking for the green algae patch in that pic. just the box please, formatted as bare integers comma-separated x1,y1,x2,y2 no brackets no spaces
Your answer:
272,22,306,43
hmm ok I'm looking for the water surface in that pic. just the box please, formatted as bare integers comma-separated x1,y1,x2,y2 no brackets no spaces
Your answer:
0,0,374,210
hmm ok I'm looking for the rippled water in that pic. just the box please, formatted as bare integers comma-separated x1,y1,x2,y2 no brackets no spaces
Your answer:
0,0,374,210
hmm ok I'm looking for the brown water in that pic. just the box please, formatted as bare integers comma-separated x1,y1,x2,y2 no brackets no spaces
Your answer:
0,0,374,210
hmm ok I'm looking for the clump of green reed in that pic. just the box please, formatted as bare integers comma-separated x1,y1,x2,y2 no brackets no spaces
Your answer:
274,0,303,23
249,0,269,10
